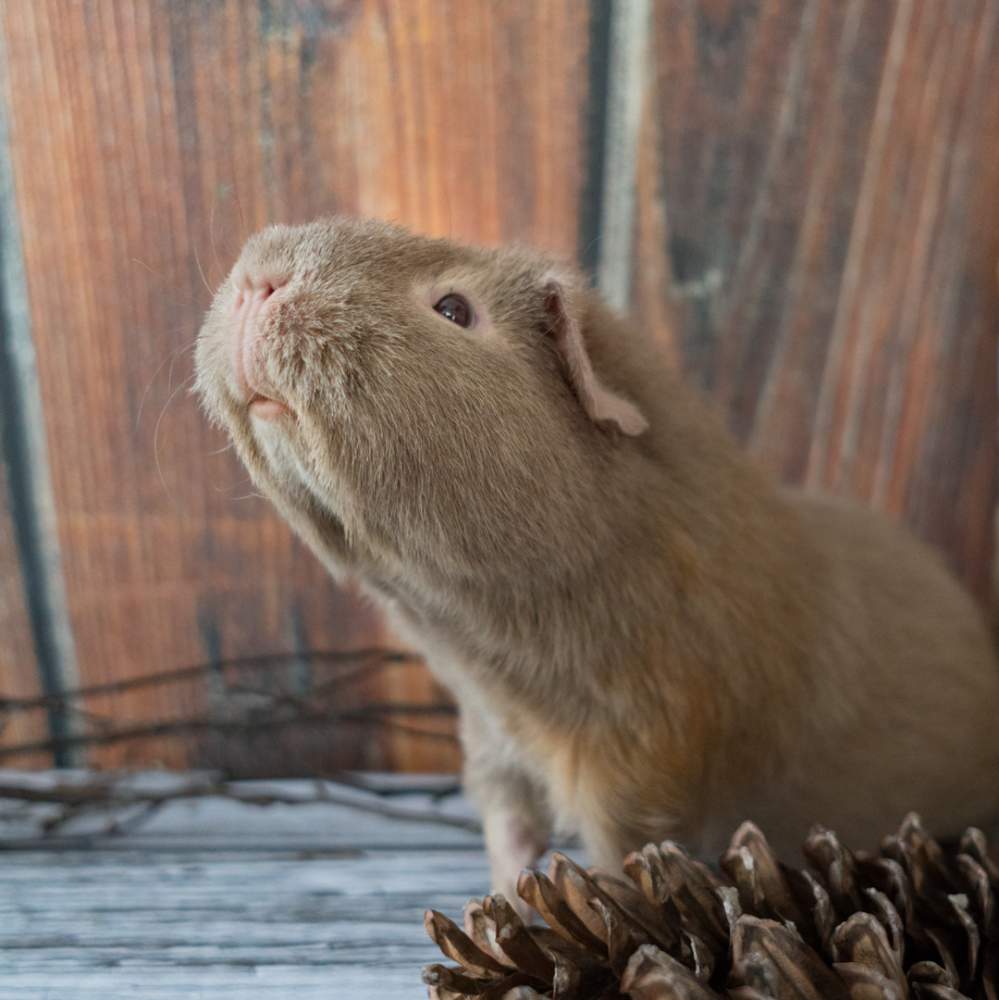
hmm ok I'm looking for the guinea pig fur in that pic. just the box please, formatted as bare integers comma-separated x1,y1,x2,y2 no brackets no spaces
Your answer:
195,216,999,900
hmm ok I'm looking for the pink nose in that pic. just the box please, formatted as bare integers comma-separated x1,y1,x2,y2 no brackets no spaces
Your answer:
230,270,290,403
234,270,289,310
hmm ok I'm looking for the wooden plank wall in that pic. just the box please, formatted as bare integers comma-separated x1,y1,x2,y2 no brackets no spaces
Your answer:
0,69,54,769
0,0,995,774
633,0,999,600
0,0,589,774
0,461,47,768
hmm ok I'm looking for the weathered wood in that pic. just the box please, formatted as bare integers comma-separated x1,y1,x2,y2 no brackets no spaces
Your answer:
0,0,590,771
0,459,47,767
0,33,54,771
3,0,996,777
635,0,999,599
0,774,490,1000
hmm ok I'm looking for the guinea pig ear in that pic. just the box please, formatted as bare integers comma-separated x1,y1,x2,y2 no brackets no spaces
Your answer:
542,279,649,436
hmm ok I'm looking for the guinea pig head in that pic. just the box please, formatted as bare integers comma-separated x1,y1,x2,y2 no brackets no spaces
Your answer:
195,217,649,585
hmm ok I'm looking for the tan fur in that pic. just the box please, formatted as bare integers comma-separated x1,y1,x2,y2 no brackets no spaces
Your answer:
195,217,999,896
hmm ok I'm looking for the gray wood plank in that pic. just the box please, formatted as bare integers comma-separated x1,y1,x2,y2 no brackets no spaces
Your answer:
0,775,500,999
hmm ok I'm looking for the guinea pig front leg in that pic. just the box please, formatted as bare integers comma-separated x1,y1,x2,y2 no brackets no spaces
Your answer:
458,702,552,916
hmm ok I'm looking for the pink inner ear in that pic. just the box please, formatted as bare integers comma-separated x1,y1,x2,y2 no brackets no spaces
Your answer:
545,287,649,437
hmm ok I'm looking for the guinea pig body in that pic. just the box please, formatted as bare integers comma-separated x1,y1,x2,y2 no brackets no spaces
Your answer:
195,217,999,898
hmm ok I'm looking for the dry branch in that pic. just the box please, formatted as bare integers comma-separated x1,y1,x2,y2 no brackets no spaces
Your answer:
0,703,458,762
0,647,456,765
0,773,480,837
0,647,423,713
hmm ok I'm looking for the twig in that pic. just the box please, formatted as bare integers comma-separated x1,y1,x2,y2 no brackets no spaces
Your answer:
334,773,463,799
0,775,481,836
0,702,457,762
0,648,423,713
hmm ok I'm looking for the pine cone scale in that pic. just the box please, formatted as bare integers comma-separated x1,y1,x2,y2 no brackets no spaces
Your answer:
423,816,998,999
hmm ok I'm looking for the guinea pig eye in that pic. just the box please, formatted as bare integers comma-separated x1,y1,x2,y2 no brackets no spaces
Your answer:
433,293,473,328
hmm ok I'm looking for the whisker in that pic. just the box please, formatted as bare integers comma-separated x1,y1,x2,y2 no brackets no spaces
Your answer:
153,372,198,505
135,338,198,431
234,189,249,242
130,257,157,275
208,441,234,456
167,338,197,394
209,197,224,280
213,474,252,492
192,242,214,298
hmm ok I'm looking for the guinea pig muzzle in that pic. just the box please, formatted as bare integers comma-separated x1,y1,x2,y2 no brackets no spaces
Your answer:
229,269,292,421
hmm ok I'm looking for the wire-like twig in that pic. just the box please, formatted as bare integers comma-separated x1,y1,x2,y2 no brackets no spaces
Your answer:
0,648,423,713
0,702,458,762
0,775,481,836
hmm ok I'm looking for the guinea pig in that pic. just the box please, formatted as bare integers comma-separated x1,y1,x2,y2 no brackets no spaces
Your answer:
194,216,999,900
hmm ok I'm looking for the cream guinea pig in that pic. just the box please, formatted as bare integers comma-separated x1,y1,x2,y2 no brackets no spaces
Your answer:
194,216,999,900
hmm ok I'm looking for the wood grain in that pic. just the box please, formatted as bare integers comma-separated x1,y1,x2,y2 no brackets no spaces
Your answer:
0,459,47,767
5,0,995,776
0,776,487,1000
635,0,999,599
0,0,589,771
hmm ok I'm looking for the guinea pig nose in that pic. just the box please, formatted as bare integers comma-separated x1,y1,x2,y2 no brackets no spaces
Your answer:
234,269,290,309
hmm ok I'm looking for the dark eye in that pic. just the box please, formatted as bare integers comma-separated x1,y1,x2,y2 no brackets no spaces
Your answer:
433,293,473,328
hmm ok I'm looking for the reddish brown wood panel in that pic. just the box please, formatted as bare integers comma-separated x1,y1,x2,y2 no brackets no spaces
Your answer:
635,0,999,600
0,461,47,767
0,0,590,772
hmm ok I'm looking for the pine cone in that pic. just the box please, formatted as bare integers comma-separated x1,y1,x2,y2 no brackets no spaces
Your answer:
422,814,998,999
